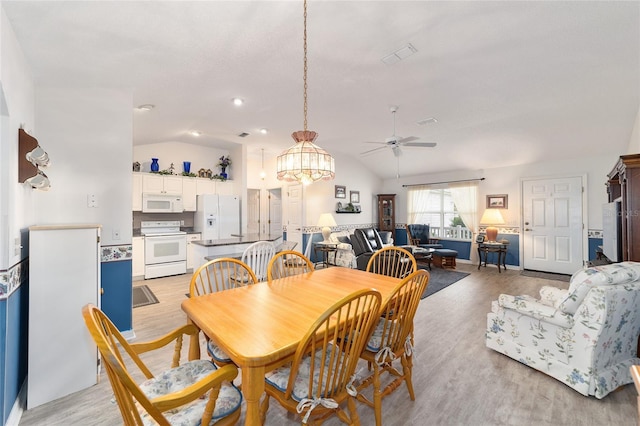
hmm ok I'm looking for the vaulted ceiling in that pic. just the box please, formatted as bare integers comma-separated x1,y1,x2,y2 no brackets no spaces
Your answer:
4,1,639,180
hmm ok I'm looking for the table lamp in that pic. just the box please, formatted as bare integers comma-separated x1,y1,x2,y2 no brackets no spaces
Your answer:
317,213,337,243
480,209,505,242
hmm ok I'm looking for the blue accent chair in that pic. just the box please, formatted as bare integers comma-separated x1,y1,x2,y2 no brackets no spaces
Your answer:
406,224,443,249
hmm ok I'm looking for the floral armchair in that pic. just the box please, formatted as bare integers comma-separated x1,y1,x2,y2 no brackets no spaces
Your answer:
486,262,640,399
327,230,358,268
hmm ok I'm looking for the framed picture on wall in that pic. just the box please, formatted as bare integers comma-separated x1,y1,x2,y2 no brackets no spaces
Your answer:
350,190,360,203
335,185,346,199
487,194,508,209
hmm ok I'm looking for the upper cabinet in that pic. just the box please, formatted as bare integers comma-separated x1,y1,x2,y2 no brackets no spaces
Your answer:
142,174,182,194
132,173,231,212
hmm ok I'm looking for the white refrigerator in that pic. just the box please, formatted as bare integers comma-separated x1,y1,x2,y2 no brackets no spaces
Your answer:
194,194,240,239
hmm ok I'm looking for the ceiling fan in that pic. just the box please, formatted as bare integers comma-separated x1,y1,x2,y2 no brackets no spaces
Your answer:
360,106,437,158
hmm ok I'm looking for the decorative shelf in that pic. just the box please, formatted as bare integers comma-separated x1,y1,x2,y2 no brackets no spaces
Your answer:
335,211,361,214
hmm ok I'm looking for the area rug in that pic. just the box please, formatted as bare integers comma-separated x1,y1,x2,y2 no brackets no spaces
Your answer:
520,270,571,282
133,285,159,308
421,268,470,299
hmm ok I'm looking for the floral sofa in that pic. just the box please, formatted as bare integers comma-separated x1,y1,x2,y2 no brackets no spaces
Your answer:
326,230,393,269
486,261,640,399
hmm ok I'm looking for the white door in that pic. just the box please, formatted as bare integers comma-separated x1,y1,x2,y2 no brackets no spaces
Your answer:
286,184,303,251
247,188,260,234
522,176,584,274
268,188,283,237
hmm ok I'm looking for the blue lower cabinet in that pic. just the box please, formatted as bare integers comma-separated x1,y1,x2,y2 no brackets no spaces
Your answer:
101,260,133,332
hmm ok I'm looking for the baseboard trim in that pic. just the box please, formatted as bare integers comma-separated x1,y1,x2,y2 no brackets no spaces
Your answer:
6,381,26,426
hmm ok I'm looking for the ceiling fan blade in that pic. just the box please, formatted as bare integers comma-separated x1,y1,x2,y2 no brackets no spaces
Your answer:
360,145,388,156
396,136,419,144
363,141,387,145
402,142,438,148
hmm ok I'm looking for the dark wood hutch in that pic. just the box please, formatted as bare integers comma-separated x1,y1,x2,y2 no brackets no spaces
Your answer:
606,154,640,262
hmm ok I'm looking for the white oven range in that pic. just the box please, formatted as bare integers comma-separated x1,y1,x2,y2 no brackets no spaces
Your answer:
140,220,187,279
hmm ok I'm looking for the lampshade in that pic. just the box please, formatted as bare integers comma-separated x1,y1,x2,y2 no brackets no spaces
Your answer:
480,209,505,242
276,0,335,185
276,131,335,185
317,213,337,242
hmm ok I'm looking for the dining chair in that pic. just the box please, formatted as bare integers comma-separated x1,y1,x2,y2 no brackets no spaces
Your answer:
366,245,417,279
189,258,257,365
239,240,276,282
82,304,242,426
267,250,314,281
356,269,430,426
189,257,258,296
261,288,382,425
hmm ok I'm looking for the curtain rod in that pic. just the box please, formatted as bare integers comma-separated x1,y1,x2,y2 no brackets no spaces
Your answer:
402,177,485,188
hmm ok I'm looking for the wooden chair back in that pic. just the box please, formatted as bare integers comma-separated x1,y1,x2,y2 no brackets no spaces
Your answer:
366,245,417,279
376,269,429,355
632,365,640,426
263,288,382,423
189,258,257,297
81,304,239,426
267,250,314,281
241,241,276,282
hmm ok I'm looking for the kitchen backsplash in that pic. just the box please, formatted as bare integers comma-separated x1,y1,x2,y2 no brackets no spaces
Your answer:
133,211,195,230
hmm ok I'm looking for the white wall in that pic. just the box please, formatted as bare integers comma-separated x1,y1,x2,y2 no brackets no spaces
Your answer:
0,7,35,268
381,153,618,231
627,107,640,154
34,88,133,246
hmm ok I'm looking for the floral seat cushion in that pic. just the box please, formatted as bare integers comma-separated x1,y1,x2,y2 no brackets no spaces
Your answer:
207,340,232,363
139,359,242,425
265,346,342,401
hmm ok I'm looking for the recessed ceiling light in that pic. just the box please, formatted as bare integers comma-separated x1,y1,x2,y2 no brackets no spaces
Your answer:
260,128,268,134
232,97,244,106
136,104,155,111
189,130,202,137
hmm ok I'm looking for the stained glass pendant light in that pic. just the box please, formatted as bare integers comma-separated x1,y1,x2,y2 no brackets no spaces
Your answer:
276,0,335,185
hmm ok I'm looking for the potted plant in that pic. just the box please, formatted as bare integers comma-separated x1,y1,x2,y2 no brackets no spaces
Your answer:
218,156,231,178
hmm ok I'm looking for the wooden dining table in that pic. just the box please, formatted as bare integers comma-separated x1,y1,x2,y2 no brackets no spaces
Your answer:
181,267,402,425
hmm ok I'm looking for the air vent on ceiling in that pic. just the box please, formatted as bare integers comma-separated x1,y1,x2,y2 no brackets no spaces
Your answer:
237,132,250,138
381,43,417,65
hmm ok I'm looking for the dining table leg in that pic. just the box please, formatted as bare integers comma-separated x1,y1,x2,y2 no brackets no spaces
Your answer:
186,319,201,361
243,365,266,425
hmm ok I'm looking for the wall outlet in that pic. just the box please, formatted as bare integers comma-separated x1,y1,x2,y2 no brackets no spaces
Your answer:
180,220,185,226
112,229,120,240
14,237,22,256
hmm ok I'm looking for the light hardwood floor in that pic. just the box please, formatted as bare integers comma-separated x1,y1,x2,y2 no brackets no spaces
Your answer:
19,264,638,425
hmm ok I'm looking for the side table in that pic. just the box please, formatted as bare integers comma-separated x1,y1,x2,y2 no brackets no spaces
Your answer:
477,242,509,273
314,242,338,269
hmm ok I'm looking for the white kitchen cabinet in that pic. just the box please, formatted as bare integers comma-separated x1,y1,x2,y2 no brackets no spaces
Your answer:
187,233,201,271
142,174,182,194
182,177,197,211
132,236,145,278
196,177,216,195
132,173,143,211
28,224,101,409
216,180,233,195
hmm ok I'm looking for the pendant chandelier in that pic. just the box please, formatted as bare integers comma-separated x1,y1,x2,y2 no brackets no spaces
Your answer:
276,0,335,185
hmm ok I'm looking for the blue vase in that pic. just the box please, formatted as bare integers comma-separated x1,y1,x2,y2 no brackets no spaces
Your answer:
183,161,191,173
150,158,159,172
221,167,227,179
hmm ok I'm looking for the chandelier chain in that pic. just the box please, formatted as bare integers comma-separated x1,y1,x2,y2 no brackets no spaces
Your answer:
303,0,308,131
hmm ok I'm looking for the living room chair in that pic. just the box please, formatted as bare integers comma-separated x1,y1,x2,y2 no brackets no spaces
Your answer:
366,246,417,279
267,250,314,281
356,269,429,426
190,258,258,365
240,240,276,282
82,304,242,425
353,228,387,270
405,224,443,249
486,261,640,398
260,288,382,425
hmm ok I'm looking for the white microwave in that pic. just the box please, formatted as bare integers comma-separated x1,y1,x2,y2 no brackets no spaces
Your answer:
142,193,184,213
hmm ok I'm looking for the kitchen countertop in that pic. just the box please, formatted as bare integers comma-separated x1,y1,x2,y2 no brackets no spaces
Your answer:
192,233,282,247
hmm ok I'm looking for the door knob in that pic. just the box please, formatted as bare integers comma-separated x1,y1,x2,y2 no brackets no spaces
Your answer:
524,228,532,231
525,222,529,225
